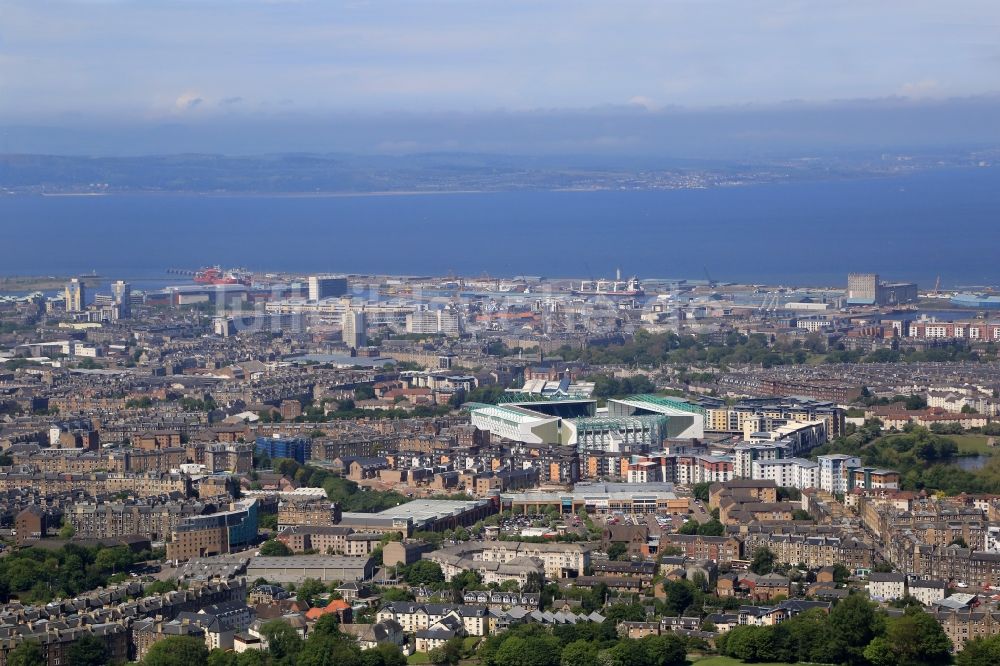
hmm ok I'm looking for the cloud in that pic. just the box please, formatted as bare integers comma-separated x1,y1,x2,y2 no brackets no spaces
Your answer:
898,79,941,97
2,1,999,120
174,92,204,111
628,96,659,111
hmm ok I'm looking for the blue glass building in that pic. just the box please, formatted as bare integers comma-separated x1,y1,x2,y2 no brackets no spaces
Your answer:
255,436,311,464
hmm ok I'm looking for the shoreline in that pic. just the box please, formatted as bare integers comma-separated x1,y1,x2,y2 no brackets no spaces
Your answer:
4,165,991,199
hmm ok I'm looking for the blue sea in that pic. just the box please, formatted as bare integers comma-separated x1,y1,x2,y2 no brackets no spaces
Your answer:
2,167,999,288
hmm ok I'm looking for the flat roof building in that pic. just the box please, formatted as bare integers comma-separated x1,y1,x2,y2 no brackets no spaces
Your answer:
246,555,375,583
340,497,495,534
308,275,348,301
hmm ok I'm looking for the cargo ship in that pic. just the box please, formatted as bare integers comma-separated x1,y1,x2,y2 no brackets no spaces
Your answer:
572,276,644,297
193,266,253,287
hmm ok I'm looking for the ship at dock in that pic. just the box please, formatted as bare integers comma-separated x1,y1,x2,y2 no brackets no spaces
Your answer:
193,266,253,287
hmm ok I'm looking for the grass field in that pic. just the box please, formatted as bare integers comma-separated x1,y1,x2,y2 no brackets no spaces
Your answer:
407,653,431,665
690,656,800,666
949,434,997,455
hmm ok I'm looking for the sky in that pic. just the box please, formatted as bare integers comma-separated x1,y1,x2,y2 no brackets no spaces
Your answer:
1,0,1000,155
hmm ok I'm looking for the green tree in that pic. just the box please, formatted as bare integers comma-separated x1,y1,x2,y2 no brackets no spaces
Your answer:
373,644,406,666
662,579,694,616
607,639,646,666
749,547,776,575
207,650,239,666
692,482,711,502
827,594,885,666
523,571,545,593
696,519,725,536
59,522,76,539
678,519,699,535
402,561,444,585
640,634,686,666
259,620,303,662
604,603,646,624
94,545,133,573
492,635,561,666
236,651,271,666
260,540,292,557
863,637,895,666
6,640,45,666
67,634,107,666
721,625,778,662
311,613,343,639
451,569,484,592
296,578,327,607
606,542,629,561
299,636,360,666
381,587,413,602
354,386,376,401
958,634,1000,666
832,564,851,583
772,607,835,664
880,607,951,666
560,640,598,666
142,636,209,666
428,637,463,665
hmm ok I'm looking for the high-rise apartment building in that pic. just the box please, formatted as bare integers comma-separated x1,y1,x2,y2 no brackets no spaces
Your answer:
65,278,85,312
308,275,348,301
437,309,462,337
406,310,438,335
405,309,462,337
818,454,861,494
111,280,132,319
342,311,367,349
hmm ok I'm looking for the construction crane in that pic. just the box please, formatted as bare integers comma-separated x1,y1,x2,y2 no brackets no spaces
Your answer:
757,291,780,315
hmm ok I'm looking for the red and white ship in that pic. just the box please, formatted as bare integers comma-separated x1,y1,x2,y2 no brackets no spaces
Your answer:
193,266,253,287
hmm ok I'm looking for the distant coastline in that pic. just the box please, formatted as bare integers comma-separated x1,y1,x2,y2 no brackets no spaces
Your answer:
2,149,993,198
3,167,982,199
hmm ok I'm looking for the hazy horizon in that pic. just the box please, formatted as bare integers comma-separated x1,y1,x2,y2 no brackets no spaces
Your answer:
4,95,1000,159
3,1,1000,157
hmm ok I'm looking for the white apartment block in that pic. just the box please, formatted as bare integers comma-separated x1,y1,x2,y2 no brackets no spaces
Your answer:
867,572,906,601
909,579,948,606
752,457,819,490
406,309,462,337
733,443,785,478
376,604,488,637
818,454,860,494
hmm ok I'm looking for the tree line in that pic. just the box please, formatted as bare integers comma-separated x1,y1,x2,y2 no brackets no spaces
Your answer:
814,421,1000,495
477,621,688,666
267,458,409,512
0,542,153,604
717,595,951,666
